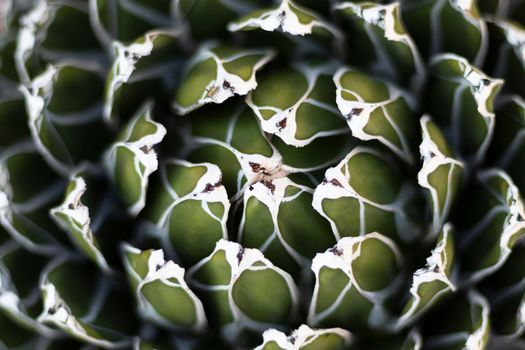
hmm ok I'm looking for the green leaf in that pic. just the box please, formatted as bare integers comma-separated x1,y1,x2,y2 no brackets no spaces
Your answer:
427,54,503,163
104,102,166,216
247,61,347,147
20,62,110,174
401,0,488,66
0,143,67,254
418,116,464,236
104,29,184,123
335,2,424,87
312,147,420,242
121,244,207,331
173,43,274,115
334,67,417,163
398,224,455,328
228,0,342,40
239,176,335,275
309,233,402,329
254,325,352,350
188,240,299,340
50,176,110,272
145,160,230,266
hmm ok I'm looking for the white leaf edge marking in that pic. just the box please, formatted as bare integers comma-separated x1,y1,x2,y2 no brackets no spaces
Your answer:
154,159,230,258
429,53,503,164
246,61,348,147
254,324,352,350
397,223,455,329
38,257,131,349
187,239,299,342
308,233,403,327
104,29,181,123
418,115,464,236
465,169,525,284
121,243,208,331
50,176,111,273
312,146,419,242
334,67,414,164
239,176,318,267
334,2,425,86
228,0,342,39
104,102,166,216
174,42,275,115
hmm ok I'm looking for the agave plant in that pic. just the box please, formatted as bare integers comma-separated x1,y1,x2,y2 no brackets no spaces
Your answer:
0,0,525,349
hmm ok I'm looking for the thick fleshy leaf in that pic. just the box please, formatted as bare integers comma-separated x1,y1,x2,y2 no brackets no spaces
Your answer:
312,147,421,243
185,101,285,198
335,2,425,87
398,224,455,328
489,96,525,194
121,244,207,331
173,43,274,115
39,258,136,348
104,102,166,216
308,233,403,329
0,97,30,149
104,29,185,123
188,240,299,342
401,0,488,66
418,116,464,236
145,159,230,266
20,62,110,174
239,176,335,275
0,143,67,254
459,169,525,283
334,67,417,163
484,19,525,97
228,0,342,40
246,61,347,147
254,325,352,350
176,0,268,40
427,53,503,163
50,176,110,272
15,0,103,84
89,0,173,47
0,242,57,337
420,291,490,350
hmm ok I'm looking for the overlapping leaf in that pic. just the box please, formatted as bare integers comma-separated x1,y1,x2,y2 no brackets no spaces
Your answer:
312,146,421,243
145,159,230,266
246,61,347,147
104,102,166,216
334,67,417,163
122,244,207,331
188,240,299,343
254,325,352,350
427,53,503,163
173,43,274,115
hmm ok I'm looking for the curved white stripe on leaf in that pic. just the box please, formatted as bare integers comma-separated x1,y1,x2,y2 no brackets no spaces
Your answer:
312,147,420,242
246,61,348,147
464,169,525,284
334,67,415,163
121,244,208,331
335,2,424,87
104,29,183,123
418,116,464,237
104,102,166,216
397,224,455,329
464,290,491,350
254,324,352,350
38,258,131,349
50,176,110,273
15,0,52,84
228,0,342,39
174,43,275,115
187,240,299,340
